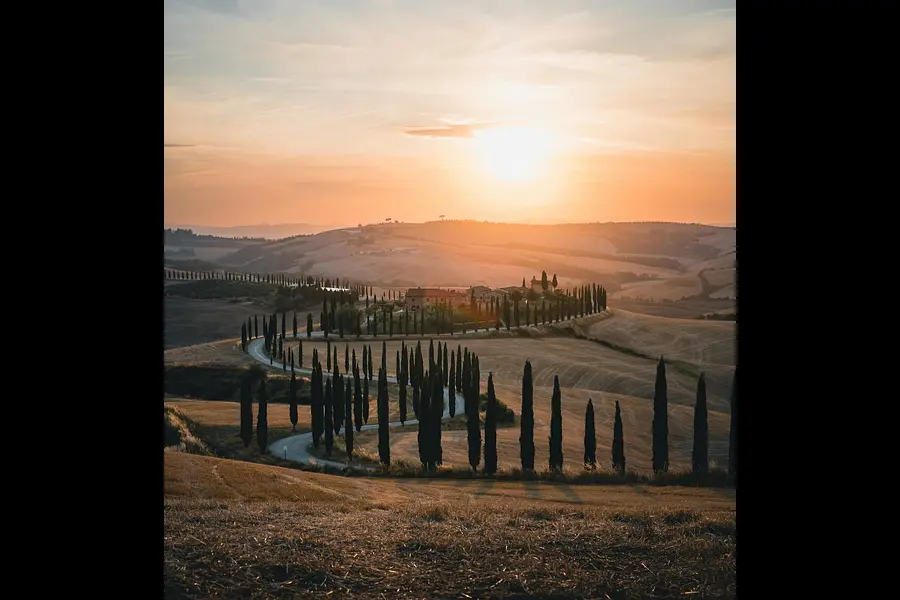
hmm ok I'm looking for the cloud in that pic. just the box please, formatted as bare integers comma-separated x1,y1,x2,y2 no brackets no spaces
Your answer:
403,121,512,138
165,143,196,147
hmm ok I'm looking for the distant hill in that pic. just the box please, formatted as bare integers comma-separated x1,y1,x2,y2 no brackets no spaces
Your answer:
165,222,340,240
206,220,735,299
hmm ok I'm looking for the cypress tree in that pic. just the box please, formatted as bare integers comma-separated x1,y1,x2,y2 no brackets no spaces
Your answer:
256,379,269,453
345,344,350,373
418,368,431,469
368,345,374,381
345,377,354,459
299,339,303,368
456,345,462,392
442,343,449,387
612,400,625,475
307,313,313,337
466,353,481,472
484,372,498,474
354,367,363,432
289,372,298,432
549,375,563,473
584,398,596,469
241,323,247,352
362,345,368,380
692,373,709,475
333,371,344,436
254,315,259,339
333,345,339,375
324,379,334,456
356,310,361,338
520,360,535,471
311,358,321,447
432,369,443,466
448,352,456,417
377,366,390,466
327,340,332,371
399,344,408,424
729,368,737,479
293,312,297,338
363,375,370,424
240,375,253,448
652,356,669,473
389,309,393,337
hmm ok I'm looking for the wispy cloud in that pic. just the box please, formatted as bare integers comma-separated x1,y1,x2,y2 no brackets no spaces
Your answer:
165,143,196,148
403,122,505,139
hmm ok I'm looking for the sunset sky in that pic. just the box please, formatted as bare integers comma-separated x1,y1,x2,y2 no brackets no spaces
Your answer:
164,0,735,228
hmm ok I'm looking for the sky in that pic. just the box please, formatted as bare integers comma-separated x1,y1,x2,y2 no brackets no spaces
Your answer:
164,0,735,228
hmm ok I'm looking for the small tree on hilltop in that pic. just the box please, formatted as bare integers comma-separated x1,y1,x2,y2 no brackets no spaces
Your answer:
584,398,596,470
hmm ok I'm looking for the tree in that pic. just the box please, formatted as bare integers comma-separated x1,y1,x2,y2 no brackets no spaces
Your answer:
431,369,444,468
652,356,669,473
256,379,269,453
299,339,303,368
612,400,625,475
483,372,498,474
448,352,456,417
307,313,313,337
293,312,298,338
549,375,563,473
541,270,548,290
552,274,558,289
584,398,596,469
362,345,368,380
442,342,449,387
377,366,390,466
691,373,709,475
324,379,334,456
333,371,344,437
363,375,370,424
254,315,259,339
311,359,322,448
729,368,737,479
240,375,253,448
345,344,350,373
368,345,374,381
354,366,363,432
520,360,535,471
399,344,408,424
289,372,298,432
327,340,332,371
345,377,354,459
456,345,462,392
241,323,247,352
466,353,481,472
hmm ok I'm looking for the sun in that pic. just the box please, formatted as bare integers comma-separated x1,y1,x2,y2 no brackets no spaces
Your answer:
473,125,553,182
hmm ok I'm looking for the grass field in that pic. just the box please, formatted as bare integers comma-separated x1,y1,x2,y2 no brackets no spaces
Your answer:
165,451,735,599
165,297,267,349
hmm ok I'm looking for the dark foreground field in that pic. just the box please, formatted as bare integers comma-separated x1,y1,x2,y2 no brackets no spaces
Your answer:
165,453,735,599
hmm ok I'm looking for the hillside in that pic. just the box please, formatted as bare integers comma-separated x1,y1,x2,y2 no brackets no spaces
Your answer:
208,221,735,299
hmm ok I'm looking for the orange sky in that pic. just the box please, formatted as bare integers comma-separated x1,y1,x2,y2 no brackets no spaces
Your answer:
164,1,735,227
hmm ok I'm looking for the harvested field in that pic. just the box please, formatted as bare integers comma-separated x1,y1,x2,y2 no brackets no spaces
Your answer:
165,452,735,599
165,297,267,349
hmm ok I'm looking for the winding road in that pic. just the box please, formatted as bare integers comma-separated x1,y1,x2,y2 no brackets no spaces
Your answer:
245,336,468,470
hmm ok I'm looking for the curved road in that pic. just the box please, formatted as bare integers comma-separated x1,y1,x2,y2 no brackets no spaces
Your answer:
245,336,468,470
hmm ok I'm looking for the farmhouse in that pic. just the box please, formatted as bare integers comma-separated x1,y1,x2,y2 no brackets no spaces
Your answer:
405,287,468,311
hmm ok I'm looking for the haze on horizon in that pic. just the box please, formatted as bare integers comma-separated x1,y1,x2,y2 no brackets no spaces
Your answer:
164,0,735,228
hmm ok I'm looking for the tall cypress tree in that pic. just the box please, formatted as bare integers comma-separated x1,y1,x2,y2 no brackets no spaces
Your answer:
432,369,443,466
289,372,298,432
466,353,481,472
584,398,596,469
256,379,269,453
299,339,303,368
362,345,368,380
345,344,350,373
354,366,363,432
448,352,456,418
307,313,312,337
377,366,390,466
240,375,253,448
483,372,498,474
293,312,298,338
399,344,408,424
520,360,535,471
345,377,354,459
549,375,563,473
311,359,322,448
241,323,247,352
368,345,374,381
612,400,625,475
362,375,370,424
324,379,334,456
254,315,259,339
327,340,332,371
456,345,462,392
652,356,669,473
333,371,344,437
729,368,737,479
442,343,449,387
692,373,709,475
418,369,431,469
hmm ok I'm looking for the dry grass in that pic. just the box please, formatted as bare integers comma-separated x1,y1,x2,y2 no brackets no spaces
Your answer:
165,339,253,366
164,453,735,599
165,297,268,349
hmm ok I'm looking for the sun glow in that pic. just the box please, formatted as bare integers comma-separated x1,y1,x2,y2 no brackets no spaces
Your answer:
473,125,554,182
